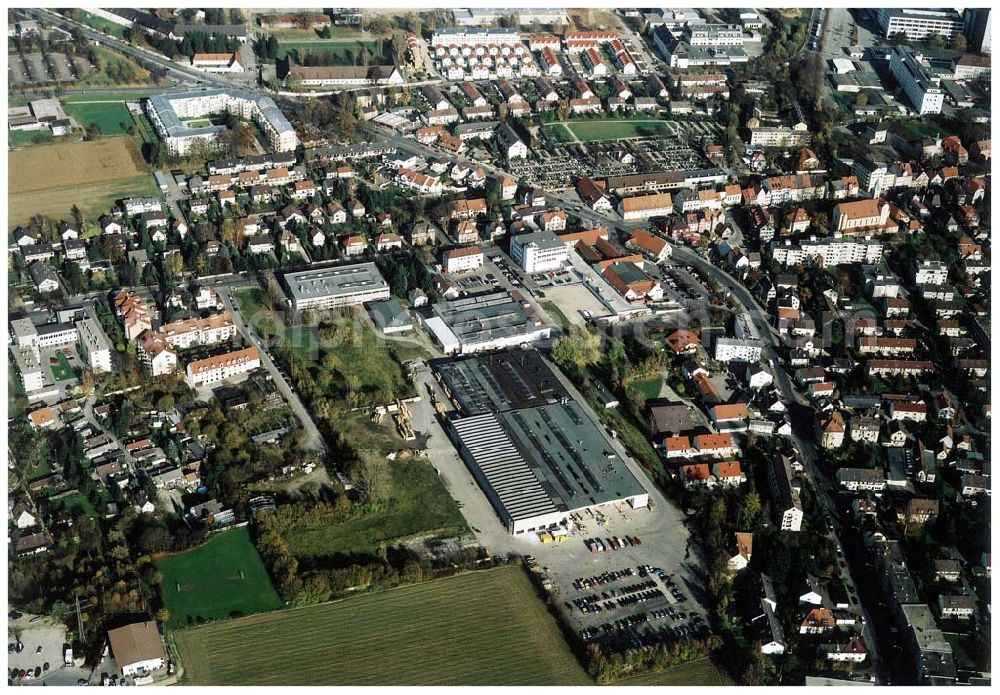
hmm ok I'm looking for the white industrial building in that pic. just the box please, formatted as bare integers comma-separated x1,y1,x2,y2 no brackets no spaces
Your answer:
283,263,390,312
419,290,551,355
437,351,649,535
510,230,568,273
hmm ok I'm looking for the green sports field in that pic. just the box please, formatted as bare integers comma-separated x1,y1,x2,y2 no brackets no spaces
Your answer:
63,101,135,136
277,39,389,65
172,566,592,686
547,119,675,142
156,527,282,628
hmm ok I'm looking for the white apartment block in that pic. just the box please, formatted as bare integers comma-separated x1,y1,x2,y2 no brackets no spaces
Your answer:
146,89,298,156
76,316,113,373
159,314,236,349
510,231,568,273
443,246,485,274
889,47,944,115
770,237,884,268
715,337,765,363
431,27,521,47
186,347,260,388
914,260,949,287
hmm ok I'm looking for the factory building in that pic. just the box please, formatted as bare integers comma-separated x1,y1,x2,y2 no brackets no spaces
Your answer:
419,289,551,354
282,263,390,312
435,350,649,534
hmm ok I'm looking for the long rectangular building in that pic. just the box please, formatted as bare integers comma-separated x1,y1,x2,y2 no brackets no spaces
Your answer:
282,263,390,311
146,88,297,155
420,290,550,355
438,351,648,535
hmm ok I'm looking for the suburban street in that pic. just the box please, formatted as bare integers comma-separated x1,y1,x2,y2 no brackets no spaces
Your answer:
220,288,327,455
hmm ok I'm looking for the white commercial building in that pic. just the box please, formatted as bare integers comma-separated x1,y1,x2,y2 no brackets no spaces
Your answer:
876,8,963,41
283,263,390,312
420,290,551,355
510,231,568,273
889,47,944,115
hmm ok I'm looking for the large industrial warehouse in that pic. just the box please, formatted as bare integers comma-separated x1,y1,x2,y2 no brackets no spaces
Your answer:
419,290,551,355
435,350,648,535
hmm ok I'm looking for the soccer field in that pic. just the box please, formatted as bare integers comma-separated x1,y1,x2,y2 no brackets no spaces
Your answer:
550,119,676,142
172,566,592,686
63,101,135,136
156,527,282,628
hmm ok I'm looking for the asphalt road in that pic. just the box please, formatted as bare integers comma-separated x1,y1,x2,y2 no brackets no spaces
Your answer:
220,288,327,455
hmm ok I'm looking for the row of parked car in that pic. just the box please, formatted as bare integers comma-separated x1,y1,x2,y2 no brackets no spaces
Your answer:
584,535,642,553
616,588,664,609
572,567,636,591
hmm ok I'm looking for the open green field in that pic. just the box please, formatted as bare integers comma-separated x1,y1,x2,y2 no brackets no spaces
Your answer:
277,39,389,65
8,136,159,227
287,458,467,559
547,119,674,142
8,129,53,148
78,10,128,38
616,657,735,686
172,566,591,686
64,101,135,136
156,527,282,628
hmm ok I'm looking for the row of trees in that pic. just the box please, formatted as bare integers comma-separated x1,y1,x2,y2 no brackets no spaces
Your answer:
585,635,723,683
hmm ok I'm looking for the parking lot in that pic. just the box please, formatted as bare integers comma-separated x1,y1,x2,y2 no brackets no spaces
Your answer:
7,613,79,686
7,52,94,86
525,501,712,653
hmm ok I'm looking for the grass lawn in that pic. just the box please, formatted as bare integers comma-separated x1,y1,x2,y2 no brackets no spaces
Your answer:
50,352,76,381
286,457,468,560
48,491,97,518
78,10,128,38
615,656,735,685
172,566,591,686
541,301,572,330
556,119,674,142
156,527,282,629
627,377,663,400
8,364,26,420
276,39,389,65
8,129,53,148
63,101,135,136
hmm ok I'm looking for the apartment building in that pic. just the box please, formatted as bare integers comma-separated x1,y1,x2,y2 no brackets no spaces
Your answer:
186,347,261,388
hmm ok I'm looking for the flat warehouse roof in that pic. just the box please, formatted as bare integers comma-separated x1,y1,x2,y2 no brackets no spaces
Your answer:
501,402,646,511
450,412,561,522
283,262,388,301
435,350,569,414
431,291,541,345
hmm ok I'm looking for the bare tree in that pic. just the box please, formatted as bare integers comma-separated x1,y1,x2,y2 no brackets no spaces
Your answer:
350,450,389,502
